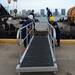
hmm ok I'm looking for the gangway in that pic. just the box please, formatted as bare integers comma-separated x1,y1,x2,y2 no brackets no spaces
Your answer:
16,22,58,73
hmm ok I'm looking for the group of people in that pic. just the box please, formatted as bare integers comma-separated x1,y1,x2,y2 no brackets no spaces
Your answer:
22,7,60,48
0,17,18,31
0,17,18,38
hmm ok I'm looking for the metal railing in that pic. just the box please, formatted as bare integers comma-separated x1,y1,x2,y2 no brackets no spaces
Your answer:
17,22,33,59
48,23,56,51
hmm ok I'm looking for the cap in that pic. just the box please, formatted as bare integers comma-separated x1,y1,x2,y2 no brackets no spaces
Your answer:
49,16,55,21
28,15,33,20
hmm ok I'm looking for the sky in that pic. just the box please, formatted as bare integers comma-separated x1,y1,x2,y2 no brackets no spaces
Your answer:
0,0,75,14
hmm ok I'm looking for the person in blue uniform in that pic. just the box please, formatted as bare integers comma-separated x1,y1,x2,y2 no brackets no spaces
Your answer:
49,16,60,47
22,15,33,48
29,10,35,30
46,7,52,21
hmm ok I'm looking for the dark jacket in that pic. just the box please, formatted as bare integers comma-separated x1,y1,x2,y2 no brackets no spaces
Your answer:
47,9,52,17
49,22,60,39
22,19,31,38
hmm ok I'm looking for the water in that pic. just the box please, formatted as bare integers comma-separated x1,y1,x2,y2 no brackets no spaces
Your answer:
35,17,48,22
35,16,67,22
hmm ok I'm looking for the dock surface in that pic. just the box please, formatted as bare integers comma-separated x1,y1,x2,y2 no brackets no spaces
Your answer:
0,43,75,75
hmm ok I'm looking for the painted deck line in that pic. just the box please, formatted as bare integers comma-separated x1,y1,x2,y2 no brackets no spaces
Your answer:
60,40,75,44
0,39,75,44
0,39,17,44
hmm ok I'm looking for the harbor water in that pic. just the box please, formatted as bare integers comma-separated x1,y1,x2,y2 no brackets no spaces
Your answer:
35,16,67,22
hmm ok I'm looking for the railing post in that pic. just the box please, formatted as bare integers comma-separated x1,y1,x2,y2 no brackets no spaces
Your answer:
26,27,28,47
20,30,22,60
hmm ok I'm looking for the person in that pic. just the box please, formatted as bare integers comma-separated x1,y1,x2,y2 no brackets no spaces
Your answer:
29,10,35,30
46,7,52,21
2,18,9,31
49,16,60,47
22,15,33,48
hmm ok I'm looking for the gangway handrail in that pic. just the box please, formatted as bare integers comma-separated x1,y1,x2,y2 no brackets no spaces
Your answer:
17,23,32,45
48,23,56,51
16,22,33,59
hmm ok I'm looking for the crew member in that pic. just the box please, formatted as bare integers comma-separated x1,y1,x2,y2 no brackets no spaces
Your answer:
29,10,35,30
46,7,52,21
22,15,33,48
49,16,60,47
